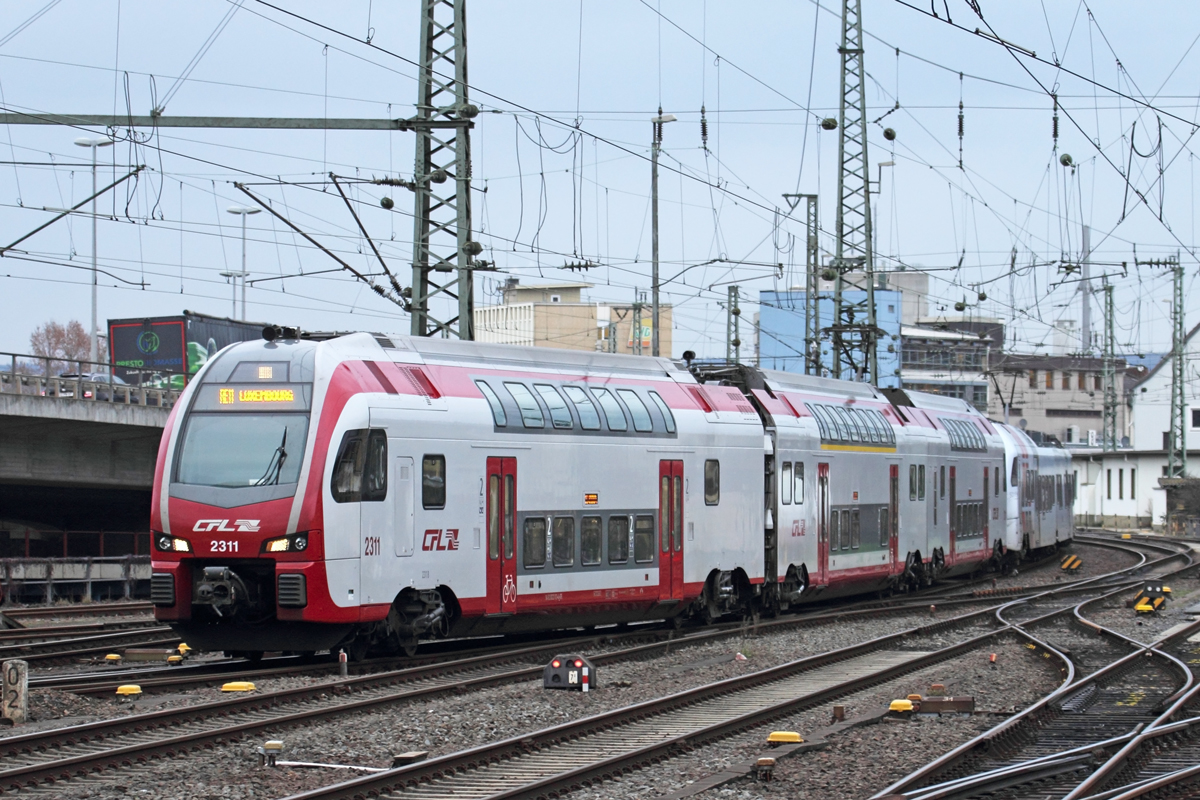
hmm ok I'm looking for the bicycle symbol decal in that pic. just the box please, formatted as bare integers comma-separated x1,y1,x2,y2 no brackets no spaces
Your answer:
502,575,516,603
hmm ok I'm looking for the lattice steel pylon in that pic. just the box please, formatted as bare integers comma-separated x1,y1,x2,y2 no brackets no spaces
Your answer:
829,0,879,384
1168,254,1187,476
410,0,482,339
802,195,821,375
1101,280,1117,451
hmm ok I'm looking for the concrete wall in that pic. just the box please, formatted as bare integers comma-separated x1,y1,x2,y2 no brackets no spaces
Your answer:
0,394,166,491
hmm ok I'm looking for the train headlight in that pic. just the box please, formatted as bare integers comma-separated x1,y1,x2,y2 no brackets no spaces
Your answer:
262,533,310,554
155,534,191,553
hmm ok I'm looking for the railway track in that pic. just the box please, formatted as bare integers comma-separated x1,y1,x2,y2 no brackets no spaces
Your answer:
0,535,1170,797
870,533,1200,800
2,602,153,622
31,584,1034,697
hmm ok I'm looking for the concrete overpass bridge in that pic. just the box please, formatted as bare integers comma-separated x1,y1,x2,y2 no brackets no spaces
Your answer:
0,370,177,601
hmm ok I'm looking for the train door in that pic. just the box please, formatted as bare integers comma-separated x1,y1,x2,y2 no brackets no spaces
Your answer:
359,431,392,605
888,464,900,573
485,457,518,614
816,463,830,585
392,456,415,557
983,465,989,552
948,465,957,562
658,460,684,600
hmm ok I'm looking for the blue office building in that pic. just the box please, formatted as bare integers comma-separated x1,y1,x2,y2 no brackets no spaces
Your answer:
758,289,903,388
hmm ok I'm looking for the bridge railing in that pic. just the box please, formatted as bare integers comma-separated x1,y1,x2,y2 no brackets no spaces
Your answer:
0,351,182,408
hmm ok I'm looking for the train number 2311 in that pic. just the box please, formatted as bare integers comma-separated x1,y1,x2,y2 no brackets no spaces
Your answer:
209,540,239,553
364,536,382,556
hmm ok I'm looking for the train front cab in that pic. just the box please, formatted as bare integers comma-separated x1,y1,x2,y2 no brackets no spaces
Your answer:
149,338,364,654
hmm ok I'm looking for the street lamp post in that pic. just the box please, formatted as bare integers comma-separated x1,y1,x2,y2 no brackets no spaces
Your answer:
74,137,113,365
226,206,261,320
650,110,676,358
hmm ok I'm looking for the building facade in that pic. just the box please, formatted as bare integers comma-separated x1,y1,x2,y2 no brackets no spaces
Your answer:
474,279,673,356
1070,324,1195,529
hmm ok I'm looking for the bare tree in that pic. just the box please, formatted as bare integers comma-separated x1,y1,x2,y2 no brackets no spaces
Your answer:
28,320,105,374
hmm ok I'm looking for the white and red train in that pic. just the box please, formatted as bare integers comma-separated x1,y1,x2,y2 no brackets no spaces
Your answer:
149,330,1074,657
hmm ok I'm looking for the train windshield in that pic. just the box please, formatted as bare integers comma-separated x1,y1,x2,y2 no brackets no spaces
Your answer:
176,413,309,488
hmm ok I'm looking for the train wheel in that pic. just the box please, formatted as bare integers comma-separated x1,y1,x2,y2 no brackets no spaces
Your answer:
401,638,419,658
244,651,264,663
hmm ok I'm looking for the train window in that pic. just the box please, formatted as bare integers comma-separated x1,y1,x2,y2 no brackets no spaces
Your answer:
850,509,860,549
634,515,655,562
805,403,830,440
1010,458,1018,489
552,517,575,567
581,516,602,566
837,407,862,442
909,465,917,500
660,477,671,553
487,475,500,560
1128,470,1133,500
504,383,544,428
918,465,926,500
562,386,601,430
823,406,843,441
523,517,547,568
672,475,682,550
879,508,889,547
330,430,365,503
608,516,630,563
994,464,1000,496
591,388,628,431
648,391,676,434
422,455,446,509
876,410,896,445
829,510,841,551
940,466,946,498
362,431,388,502
795,462,805,504
534,384,573,429
859,409,881,443
840,510,852,550
618,389,654,432
503,475,515,559
781,462,792,505
475,381,507,427
704,460,720,505
1056,475,1063,506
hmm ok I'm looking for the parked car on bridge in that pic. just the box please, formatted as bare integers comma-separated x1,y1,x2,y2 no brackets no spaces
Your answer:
54,372,129,401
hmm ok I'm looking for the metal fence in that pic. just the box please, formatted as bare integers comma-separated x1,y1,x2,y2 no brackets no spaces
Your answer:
0,351,182,408
0,530,151,559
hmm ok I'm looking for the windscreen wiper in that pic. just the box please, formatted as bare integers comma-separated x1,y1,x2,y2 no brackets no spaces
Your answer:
253,428,288,486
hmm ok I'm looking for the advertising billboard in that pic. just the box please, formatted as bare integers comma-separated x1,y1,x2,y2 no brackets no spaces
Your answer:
108,311,265,388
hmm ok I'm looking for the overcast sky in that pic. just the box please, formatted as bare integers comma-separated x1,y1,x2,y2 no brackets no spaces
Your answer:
1,0,1198,361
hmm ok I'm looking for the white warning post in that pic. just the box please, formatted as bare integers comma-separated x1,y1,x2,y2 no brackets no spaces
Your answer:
3,659,28,724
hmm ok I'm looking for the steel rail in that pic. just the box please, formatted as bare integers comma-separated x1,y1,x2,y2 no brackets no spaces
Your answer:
870,535,1199,799
0,603,1010,793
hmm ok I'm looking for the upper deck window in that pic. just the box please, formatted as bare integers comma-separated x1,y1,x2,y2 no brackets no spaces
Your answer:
504,383,544,428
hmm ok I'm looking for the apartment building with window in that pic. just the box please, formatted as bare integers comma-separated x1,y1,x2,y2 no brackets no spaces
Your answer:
986,354,1131,446
474,279,673,356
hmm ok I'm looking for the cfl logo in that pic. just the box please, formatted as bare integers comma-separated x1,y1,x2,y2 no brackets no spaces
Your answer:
193,519,261,533
421,528,460,551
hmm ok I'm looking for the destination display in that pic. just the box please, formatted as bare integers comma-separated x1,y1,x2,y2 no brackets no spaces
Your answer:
192,383,311,411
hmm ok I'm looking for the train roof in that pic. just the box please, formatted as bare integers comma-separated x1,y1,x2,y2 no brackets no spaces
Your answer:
880,386,982,416
755,368,889,401
312,330,691,378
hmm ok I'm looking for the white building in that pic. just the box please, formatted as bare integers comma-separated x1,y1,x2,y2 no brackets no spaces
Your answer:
1072,323,1199,529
